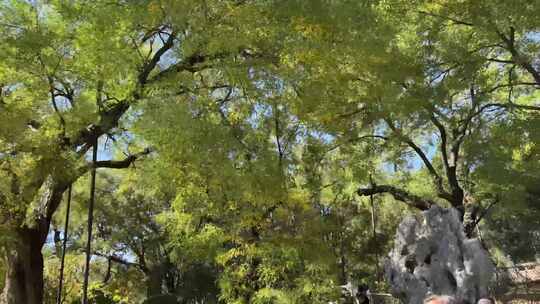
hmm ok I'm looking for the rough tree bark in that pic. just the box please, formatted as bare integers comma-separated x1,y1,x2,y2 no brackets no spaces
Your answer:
0,175,70,304
146,264,166,298
0,228,46,304
142,263,178,304
385,206,494,304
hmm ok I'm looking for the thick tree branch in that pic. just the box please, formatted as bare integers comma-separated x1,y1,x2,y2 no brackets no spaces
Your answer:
93,251,142,268
215,87,257,156
427,112,462,205
37,55,67,140
326,135,388,154
429,113,451,169
103,257,113,284
384,119,439,179
495,26,540,85
465,102,540,126
473,197,499,228
138,30,176,85
148,52,223,83
418,10,474,26
480,82,539,95
487,58,514,64
72,31,178,151
357,184,435,210
448,91,475,201
93,148,152,169
488,103,540,112
41,180,72,241
273,102,284,171
48,80,66,133
73,44,224,151
384,118,450,200
463,196,500,237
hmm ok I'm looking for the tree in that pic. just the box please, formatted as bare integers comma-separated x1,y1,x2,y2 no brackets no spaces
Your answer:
276,0,540,300
134,22,410,299
138,86,340,303
278,0,540,232
87,168,219,301
2,0,539,302
0,0,283,302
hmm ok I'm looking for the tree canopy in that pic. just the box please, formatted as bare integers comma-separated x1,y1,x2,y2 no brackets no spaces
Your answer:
0,0,539,303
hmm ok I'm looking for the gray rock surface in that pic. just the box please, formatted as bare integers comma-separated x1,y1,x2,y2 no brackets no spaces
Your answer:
385,206,494,304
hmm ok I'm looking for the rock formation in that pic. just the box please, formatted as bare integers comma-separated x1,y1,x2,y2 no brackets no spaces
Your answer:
385,206,494,304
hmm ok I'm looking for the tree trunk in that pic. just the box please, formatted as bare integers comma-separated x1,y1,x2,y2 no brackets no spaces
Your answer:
146,265,165,298
0,228,45,304
143,264,181,304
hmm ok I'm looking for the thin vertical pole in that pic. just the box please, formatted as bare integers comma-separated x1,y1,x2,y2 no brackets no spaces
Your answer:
369,124,381,284
369,175,380,282
82,137,98,304
56,185,72,304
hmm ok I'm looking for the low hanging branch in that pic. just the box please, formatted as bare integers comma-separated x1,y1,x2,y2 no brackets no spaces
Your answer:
93,251,143,269
357,184,435,210
93,148,153,169
93,251,145,284
74,148,153,178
